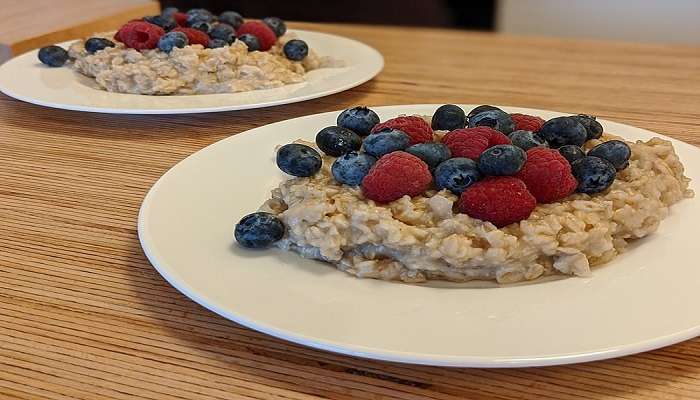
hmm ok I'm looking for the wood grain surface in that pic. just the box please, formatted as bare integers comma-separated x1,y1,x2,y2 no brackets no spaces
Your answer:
1,22,700,400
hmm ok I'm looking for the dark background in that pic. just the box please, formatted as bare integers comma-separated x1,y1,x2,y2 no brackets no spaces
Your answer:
160,1,496,30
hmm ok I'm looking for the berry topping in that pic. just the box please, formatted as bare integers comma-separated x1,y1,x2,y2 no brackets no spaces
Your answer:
572,114,604,140
143,15,177,31
434,158,482,194
208,39,228,49
515,147,577,203
331,152,377,186
84,38,115,54
173,12,188,27
442,127,510,160
237,21,277,51
510,113,545,132
431,104,467,131
458,177,536,228
235,212,285,249
161,7,179,19
468,109,516,134
209,24,236,43
238,34,260,51
263,17,287,37
370,116,434,145
337,106,379,136
118,21,165,50
283,39,309,61
158,31,188,53
362,152,432,203
467,105,502,119
539,116,587,148
558,145,585,165
276,143,322,177
219,11,244,29
171,27,209,47
362,129,410,158
190,21,213,34
572,156,617,194
315,126,362,157
38,45,69,67
587,140,631,170
508,130,547,151
186,8,215,26
478,144,526,176
406,143,451,170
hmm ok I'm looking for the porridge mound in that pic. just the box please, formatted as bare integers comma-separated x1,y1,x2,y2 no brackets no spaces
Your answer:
260,133,693,284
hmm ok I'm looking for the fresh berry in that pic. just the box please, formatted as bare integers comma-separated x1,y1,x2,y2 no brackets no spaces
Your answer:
161,7,178,19
434,158,482,194
158,31,188,53
190,21,213,34
370,116,433,145
208,39,228,48
469,109,516,134
186,8,215,26
510,113,545,132
283,39,308,61
331,152,377,186
219,11,244,29
467,105,502,119
458,177,536,228
362,129,410,158
587,140,631,170
572,114,603,140
235,212,285,249
442,127,510,160
173,12,188,27
263,17,287,37
210,24,236,43
515,148,578,203
237,21,277,51
276,144,322,177
539,116,587,148
238,34,260,51
38,45,69,67
144,15,177,31
431,104,467,131
508,130,547,151
337,106,379,136
478,145,526,176
84,38,115,54
118,21,165,50
171,27,209,47
558,145,585,165
406,143,451,170
572,156,617,194
315,126,362,156
362,152,432,203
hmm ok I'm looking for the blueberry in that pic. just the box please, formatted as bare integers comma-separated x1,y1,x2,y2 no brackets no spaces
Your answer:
572,156,617,194
434,158,482,194
331,152,377,186
468,109,515,134
208,39,229,49
539,116,587,148
38,45,69,67
158,31,188,53
144,15,177,31
276,144,322,177
186,8,215,25
588,140,631,170
337,106,379,136
467,105,502,119
283,39,308,61
234,212,285,249
431,104,467,131
362,129,410,158
478,145,526,176
572,114,603,140
263,17,287,37
239,34,260,51
406,143,451,170
508,130,548,151
190,21,213,34
315,126,362,157
209,23,236,43
161,7,178,19
219,11,244,29
558,145,585,165
84,38,115,54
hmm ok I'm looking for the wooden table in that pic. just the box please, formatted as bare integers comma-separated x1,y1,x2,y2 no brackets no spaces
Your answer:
1,22,700,400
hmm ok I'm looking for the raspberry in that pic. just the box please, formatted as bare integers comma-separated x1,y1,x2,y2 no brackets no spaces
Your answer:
174,12,188,27
117,21,165,50
362,152,432,203
171,27,209,47
442,127,510,160
510,113,545,132
370,116,433,146
236,21,277,51
516,147,578,203
458,177,536,228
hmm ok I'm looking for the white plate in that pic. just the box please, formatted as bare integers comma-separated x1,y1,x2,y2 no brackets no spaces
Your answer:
138,105,700,367
0,30,383,114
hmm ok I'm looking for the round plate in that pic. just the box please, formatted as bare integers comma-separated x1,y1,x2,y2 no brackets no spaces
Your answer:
0,30,383,114
138,105,700,367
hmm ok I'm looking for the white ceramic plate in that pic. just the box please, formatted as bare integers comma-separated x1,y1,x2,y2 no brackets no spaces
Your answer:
0,30,383,114
138,105,700,367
